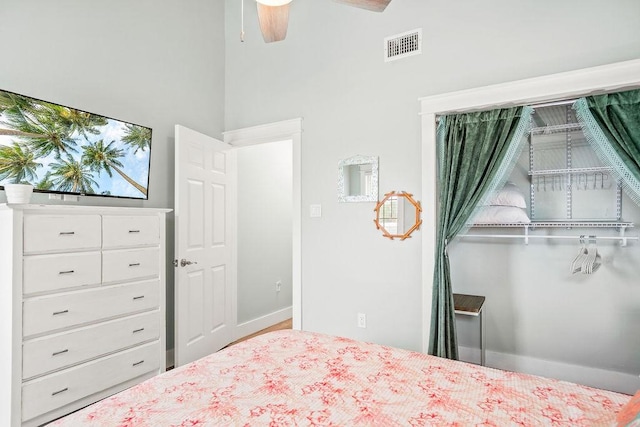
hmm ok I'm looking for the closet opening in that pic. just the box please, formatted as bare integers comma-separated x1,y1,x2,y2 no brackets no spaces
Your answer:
420,60,640,394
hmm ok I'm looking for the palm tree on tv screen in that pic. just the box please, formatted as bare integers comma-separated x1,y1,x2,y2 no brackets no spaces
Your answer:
56,106,108,139
0,97,107,160
50,154,98,194
35,172,55,191
1,103,77,158
122,123,151,154
0,91,33,116
82,139,147,197
0,142,41,183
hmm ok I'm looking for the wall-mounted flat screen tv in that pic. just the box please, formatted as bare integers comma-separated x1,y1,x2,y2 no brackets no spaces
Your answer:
0,88,152,200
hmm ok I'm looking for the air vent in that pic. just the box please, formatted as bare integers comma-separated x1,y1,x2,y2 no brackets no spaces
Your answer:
384,28,422,62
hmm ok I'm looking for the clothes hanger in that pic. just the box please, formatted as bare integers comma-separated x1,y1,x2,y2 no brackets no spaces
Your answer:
583,236,601,274
581,236,601,274
571,235,587,274
581,236,595,274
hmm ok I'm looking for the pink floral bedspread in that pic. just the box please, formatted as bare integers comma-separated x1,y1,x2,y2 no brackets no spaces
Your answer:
51,330,629,426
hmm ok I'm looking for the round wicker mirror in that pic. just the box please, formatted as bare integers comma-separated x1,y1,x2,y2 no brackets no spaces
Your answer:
373,191,422,240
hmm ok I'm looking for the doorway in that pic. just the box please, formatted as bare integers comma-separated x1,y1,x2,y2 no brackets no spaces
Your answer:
224,118,303,332
235,140,294,338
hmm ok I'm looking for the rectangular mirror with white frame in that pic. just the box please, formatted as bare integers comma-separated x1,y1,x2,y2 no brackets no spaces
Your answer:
338,155,379,202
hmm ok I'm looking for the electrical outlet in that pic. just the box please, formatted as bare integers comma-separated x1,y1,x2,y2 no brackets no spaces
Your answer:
275,280,282,292
357,312,366,328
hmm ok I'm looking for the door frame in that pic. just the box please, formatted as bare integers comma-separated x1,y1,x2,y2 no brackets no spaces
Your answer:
419,59,640,353
223,118,303,330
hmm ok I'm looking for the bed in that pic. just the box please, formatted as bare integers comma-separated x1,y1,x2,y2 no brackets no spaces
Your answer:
50,330,634,426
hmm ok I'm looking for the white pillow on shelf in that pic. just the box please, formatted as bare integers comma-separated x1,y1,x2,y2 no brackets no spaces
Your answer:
473,206,531,224
487,182,527,209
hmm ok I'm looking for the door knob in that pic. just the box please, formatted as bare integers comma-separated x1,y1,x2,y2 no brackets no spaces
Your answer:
180,259,197,267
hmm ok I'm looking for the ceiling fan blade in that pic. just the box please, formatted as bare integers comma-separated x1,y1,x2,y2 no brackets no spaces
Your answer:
256,2,291,43
333,0,391,12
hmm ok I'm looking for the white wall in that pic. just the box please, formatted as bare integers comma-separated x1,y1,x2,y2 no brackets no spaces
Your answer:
237,141,293,324
0,0,227,349
223,0,640,360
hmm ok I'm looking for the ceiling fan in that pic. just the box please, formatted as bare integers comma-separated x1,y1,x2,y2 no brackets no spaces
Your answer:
253,0,392,43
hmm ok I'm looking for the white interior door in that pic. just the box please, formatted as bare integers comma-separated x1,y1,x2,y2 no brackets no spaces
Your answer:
174,125,236,367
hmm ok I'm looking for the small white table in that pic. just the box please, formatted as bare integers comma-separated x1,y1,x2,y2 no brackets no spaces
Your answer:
453,293,486,366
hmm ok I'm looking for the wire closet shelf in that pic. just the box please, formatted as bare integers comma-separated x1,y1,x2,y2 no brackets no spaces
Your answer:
460,222,637,246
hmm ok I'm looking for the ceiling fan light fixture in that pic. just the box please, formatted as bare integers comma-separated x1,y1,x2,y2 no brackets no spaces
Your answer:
256,0,291,43
256,0,292,6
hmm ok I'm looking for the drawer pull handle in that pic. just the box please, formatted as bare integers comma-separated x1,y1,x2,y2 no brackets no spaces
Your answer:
52,349,69,356
132,360,145,367
53,309,69,316
133,327,145,333
129,230,141,233
59,270,75,275
59,231,75,236
133,295,145,300
52,387,68,396
129,263,141,267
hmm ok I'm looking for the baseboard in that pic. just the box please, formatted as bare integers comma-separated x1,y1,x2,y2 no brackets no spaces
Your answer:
459,346,639,395
234,306,292,341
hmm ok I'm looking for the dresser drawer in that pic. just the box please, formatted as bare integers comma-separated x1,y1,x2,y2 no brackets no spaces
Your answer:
102,247,160,284
23,279,160,337
22,341,160,422
23,252,101,295
23,215,101,254
102,215,160,248
23,311,160,379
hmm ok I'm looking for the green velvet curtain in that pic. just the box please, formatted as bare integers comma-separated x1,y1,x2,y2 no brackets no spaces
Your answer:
573,88,640,206
429,106,532,359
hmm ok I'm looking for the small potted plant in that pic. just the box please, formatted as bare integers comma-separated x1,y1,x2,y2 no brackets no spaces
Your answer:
3,181,34,204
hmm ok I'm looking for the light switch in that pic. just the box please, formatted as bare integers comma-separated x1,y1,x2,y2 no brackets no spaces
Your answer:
310,204,322,218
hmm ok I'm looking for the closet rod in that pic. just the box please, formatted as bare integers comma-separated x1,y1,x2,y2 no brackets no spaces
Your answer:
458,233,639,246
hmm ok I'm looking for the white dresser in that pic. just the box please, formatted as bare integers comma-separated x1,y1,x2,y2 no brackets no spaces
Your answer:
0,204,170,427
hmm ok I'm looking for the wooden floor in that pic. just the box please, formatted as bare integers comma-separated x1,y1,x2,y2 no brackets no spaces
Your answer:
226,318,292,347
